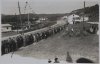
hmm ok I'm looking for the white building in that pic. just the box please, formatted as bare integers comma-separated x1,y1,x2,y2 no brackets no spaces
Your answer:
2,24,12,32
80,16,89,21
36,17,48,23
39,17,48,21
68,14,80,24
62,16,68,19
67,14,89,24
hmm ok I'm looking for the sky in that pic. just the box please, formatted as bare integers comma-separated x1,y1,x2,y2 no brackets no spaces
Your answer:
1,0,99,15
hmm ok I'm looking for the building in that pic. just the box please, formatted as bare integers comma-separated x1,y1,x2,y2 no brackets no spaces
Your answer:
80,16,89,21
62,16,68,19
39,17,48,21
67,14,89,24
2,24,12,32
68,14,80,24
35,17,48,23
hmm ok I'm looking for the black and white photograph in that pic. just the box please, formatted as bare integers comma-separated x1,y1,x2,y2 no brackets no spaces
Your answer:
0,0,99,64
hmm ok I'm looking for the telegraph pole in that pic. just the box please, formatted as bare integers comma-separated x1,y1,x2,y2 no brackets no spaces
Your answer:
80,1,86,34
82,1,86,31
83,1,85,22
15,13,18,33
24,1,30,29
18,1,23,35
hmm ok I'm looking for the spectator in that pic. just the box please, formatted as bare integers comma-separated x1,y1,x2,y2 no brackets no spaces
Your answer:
54,57,60,63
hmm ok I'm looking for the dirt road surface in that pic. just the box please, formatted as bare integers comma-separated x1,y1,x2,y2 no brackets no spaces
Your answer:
13,30,99,63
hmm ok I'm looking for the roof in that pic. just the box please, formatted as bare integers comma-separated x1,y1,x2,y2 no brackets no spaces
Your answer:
2,24,12,27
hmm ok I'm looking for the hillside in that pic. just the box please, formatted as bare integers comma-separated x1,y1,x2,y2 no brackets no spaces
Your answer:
70,4,99,22
1,14,39,24
1,13,68,24
37,13,68,21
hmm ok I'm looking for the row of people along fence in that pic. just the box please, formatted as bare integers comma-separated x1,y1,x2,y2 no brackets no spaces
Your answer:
1,24,66,55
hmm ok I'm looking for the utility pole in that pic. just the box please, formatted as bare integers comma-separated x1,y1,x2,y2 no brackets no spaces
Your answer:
82,1,85,31
27,2,30,29
26,1,29,23
28,10,30,29
25,1,30,29
18,1,23,35
15,13,18,33
83,1,85,22
80,1,86,34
